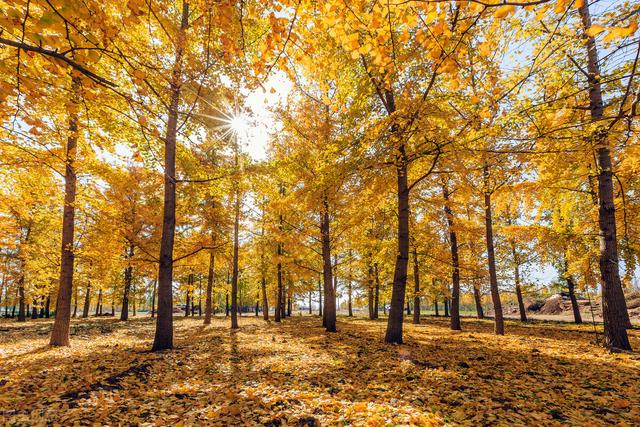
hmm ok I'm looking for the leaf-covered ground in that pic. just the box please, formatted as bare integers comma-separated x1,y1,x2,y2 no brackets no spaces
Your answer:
1,315,639,426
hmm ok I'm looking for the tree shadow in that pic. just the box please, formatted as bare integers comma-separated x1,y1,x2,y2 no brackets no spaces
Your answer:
1,316,638,425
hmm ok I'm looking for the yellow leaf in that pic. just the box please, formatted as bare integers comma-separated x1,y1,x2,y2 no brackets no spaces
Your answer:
585,24,605,37
133,69,146,79
478,42,491,57
494,5,515,19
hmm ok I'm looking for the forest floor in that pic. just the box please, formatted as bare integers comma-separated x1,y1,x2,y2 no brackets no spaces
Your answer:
1,315,639,426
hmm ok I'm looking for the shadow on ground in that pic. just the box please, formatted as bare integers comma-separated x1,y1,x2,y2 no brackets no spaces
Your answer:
0,314,638,426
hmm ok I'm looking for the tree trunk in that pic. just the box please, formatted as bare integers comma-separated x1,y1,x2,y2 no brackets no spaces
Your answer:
204,251,214,324
45,295,50,318
443,183,461,330
412,246,421,325
11,288,17,317
17,275,26,322
275,256,283,323
444,297,450,317
514,265,527,322
473,285,484,319
132,281,137,316
509,238,527,322
230,148,240,330
151,1,189,352
406,299,411,316
197,276,202,316
385,143,410,344
567,276,583,324
121,243,134,321
308,291,312,314
225,292,229,316
185,287,190,317
151,280,157,318
578,2,631,350
280,280,287,319
72,285,78,318
368,262,374,319
434,297,439,317
321,195,336,332
82,282,91,318
347,259,353,317
31,300,38,319
95,289,102,316
483,172,504,335
255,292,260,316
49,77,80,346
374,263,380,319
261,276,269,321
318,277,322,317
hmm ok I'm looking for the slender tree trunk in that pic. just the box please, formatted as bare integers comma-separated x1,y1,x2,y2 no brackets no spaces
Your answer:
406,299,411,315
347,253,353,317
230,148,240,330
280,279,287,319
567,276,583,324
72,285,78,318
434,296,439,317
255,292,259,316
261,276,269,321
444,297,450,317
578,2,631,350
318,276,322,317
49,78,79,346
31,300,38,319
443,183,461,330
45,295,50,318
473,285,484,319
412,247,421,325
385,142,410,344
151,1,189,352
514,266,527,322
185,286,190,317
374,263,380,319
275,256,283,323
95,289,102,316
225,292,229,316
121,243,134,321
82,282,91,318
308,291,312,314
11,288,17,317
204,250,214,324
197,276,202,316
321,196,336,332
287,294,292,316
132,281,137,316
368,262,374,320
17,275,26,322
151,280,157,318
483,171,504,335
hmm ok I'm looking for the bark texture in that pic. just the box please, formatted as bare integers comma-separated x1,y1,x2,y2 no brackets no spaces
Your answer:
578,2,631,350
152,1,189,351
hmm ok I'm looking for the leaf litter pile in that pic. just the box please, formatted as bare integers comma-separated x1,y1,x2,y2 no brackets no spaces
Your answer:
1,316,639,426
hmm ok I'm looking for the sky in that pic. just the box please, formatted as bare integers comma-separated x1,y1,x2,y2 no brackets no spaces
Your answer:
239,73,293,161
